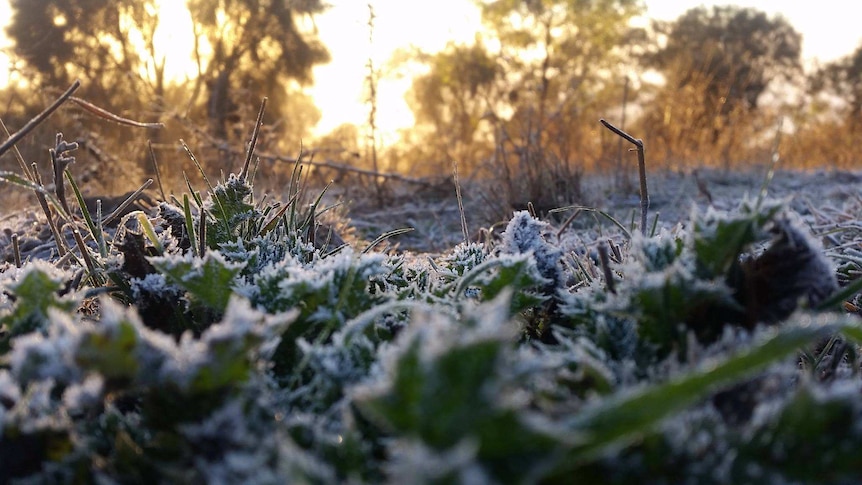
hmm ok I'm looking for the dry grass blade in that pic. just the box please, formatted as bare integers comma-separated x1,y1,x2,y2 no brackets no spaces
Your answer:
362,227,414,254
101,179,154,226
0,80,80,160
148,140,166,201
240,97,267,181
453,161,469,243
71,228,97,274
69,96,163,129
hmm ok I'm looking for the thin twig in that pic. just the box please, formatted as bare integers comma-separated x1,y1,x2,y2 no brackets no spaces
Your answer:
240,97,267,182
0,80,80,160
600,119,649,232
68,96,163,129
556,208,582,239
170,114,429,186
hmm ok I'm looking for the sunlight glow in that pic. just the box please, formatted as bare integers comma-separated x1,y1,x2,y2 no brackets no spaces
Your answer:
0,1,859,143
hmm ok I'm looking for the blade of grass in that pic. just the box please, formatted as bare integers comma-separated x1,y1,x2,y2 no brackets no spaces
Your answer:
137,212,164,255
64,169,103,255
183,171,204,208
260,193,298,236
240,97,267,182
816,274,862,311
362,227,414,254
551,205,632,240
0,171,70,220
0,117,33,181
147,140,166,201
181,140,230,237
182,194,199,257
95,199,107,258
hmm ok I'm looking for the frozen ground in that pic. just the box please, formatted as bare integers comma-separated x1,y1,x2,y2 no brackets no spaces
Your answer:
341,167,862,254
3,167,862,262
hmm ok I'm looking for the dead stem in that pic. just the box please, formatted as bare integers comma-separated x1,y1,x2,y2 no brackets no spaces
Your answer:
69,96,163,129
11,233,21,268
600,118,650,233
597,240,616,294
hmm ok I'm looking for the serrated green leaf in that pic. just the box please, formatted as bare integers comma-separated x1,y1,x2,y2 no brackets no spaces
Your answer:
150,252,245,313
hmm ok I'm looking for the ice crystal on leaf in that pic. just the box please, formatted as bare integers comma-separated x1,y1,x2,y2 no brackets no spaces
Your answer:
0,261,78,344
442,241,487,276
8,308,83,387
149,250,246,313
500,211,564,291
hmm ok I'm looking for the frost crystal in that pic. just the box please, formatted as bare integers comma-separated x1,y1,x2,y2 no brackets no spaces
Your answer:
62,374,104,413
8,309,82,386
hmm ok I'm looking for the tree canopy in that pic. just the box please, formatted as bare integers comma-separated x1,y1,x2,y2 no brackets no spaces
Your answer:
649,6,802,111
4,0,330,192
638,6,802,166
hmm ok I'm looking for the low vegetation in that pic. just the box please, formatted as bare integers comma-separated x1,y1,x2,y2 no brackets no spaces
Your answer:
3,92,862,483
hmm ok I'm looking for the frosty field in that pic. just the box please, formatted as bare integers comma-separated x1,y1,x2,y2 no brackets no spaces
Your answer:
4,135,862,483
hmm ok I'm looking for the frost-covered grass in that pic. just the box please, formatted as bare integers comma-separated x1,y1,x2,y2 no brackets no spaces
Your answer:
5,130,862,483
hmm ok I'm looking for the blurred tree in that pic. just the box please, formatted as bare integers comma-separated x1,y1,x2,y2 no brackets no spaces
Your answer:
6,0,330,189
783,42,862,170
6,0,165,191
652,6,801,111
812,43,862,130
185,0,330,144
485,0,644,209
401,0,644,210
7,0,163,103
640,6,802,167
403,40,500,174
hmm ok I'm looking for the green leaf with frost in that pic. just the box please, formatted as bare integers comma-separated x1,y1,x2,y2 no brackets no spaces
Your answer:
1,265,76,344
692,200,781,277
456,254,548,314
75,318,140,382
204,173,257,247
149,252,245,313
553,313,862,473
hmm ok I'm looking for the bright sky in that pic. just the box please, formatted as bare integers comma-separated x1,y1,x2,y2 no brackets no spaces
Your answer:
1,1,860,142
